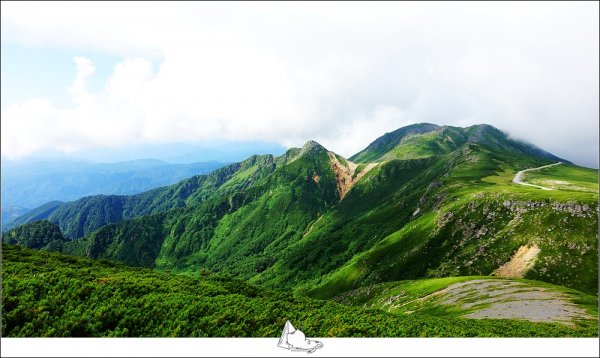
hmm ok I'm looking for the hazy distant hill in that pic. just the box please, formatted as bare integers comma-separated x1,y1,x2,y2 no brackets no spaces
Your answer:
1,159,226,226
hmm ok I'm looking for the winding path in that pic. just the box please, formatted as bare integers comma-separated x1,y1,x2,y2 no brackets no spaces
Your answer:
512,162,562,190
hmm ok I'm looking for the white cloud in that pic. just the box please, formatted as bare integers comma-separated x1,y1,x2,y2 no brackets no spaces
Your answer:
1,2,598,166
68,56,96,100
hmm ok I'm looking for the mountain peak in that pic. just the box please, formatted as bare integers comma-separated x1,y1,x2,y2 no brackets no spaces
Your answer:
299,140,327,156
302,140,326,151
276,140,328,165
351,122,565,163
349,123,441,162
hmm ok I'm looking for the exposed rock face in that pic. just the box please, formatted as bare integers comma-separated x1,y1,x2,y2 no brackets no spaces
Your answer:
493,244,541,278
327,152,378,200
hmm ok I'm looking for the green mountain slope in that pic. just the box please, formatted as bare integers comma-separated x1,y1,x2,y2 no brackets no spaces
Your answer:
5,124,597,307
306,146,597,297
14,141,594,298
60,141,340,274
350,123,566,163
3,244,596,337
7,154,281,239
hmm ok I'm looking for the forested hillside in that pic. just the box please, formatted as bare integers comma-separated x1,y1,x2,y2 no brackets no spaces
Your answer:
3,245,596,337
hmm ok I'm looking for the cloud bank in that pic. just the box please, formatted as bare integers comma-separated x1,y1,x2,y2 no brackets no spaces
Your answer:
1,2,598,167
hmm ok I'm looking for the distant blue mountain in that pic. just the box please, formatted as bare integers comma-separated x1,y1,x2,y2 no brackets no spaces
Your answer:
31,140,288,164
1,158,227,226
1,205,30,227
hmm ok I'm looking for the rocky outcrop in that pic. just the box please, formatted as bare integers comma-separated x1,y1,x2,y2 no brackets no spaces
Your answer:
502,200,597,218
328,153,378,200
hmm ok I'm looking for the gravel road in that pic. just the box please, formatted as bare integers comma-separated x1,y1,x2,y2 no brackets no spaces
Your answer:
512,162,562,190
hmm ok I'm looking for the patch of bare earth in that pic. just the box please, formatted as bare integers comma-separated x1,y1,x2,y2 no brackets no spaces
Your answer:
424,279,593,325
493,244,541,278
302,215,322,240
327,152,377,200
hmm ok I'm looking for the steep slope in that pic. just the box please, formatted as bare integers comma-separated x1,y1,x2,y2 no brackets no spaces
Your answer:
350,123,565,163
3,244,596,337
61,141,342,276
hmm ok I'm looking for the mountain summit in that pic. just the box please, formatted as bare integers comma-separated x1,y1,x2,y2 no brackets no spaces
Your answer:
350,123,565,163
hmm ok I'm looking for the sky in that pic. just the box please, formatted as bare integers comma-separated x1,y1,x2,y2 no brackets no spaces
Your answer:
1,2,598,167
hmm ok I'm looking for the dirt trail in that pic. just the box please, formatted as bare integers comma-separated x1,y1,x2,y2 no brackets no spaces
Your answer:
425,279,593,325
512,162,562,190
327,153,378,200
493,244,540,278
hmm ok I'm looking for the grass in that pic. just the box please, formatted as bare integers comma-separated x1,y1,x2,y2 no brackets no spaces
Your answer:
481,165,597,201
380,131,456,161
352,163,367,179
523,164,599,193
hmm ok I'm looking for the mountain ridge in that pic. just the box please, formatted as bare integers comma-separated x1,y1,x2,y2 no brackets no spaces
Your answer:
3,123,596,299
350,123,566,164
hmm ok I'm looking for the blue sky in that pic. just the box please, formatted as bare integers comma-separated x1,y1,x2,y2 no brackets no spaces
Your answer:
1,42,123,109
1,2,598,167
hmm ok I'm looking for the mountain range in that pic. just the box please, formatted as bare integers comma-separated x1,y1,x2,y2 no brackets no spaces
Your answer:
1,159,226,226
2,123,598,336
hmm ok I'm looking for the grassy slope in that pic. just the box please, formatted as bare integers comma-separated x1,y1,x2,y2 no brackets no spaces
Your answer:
378,130,463,161
351,123,563,164
2,244,597,337
523,164,598,192
306,145,598,298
